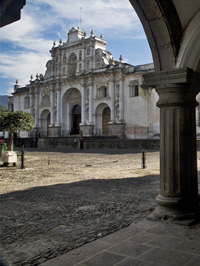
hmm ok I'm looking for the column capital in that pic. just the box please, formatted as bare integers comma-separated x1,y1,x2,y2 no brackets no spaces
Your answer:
156,83,198,108
143,67,200,91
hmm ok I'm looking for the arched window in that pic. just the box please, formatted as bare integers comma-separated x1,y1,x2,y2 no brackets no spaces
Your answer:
68,53,77,76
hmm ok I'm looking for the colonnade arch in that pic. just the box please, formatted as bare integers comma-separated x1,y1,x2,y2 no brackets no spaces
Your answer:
129,0,200,221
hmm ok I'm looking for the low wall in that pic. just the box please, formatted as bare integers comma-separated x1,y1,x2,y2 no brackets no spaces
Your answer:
38,137,160,150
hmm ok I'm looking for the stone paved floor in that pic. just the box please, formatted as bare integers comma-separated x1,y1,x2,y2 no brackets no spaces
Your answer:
0,149,200,266
0,174,159,266
40,219,200,266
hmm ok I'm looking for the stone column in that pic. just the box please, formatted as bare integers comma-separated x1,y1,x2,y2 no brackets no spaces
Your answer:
50,85,55,126
110,79,115,123
119,77,124,122
81,85,86,125
89,83,93,124
144,68,200,221
56,85,61,126
35,88,39,127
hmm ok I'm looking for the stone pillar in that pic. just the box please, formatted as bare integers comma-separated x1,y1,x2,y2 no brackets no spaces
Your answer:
81,85,86,125
56,85,61,126
50,85,55,126
143,68,200,221
89,82,93,124
110,79,115,123
119,77,124,122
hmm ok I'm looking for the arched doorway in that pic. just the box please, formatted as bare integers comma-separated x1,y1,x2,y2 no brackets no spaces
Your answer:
71,104,81,135
40,109,50,137
102,107,110,135
62,88,81,136
47,113,50,136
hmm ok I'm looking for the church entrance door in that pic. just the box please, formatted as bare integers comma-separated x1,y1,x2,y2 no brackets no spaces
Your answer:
71,104,81,135
102,107,110,134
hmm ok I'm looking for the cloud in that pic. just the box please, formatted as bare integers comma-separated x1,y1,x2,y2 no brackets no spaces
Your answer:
31,0,142,38
0,51,50,92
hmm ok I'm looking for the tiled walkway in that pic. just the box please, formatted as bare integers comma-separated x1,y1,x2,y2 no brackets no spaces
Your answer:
41,218,200,266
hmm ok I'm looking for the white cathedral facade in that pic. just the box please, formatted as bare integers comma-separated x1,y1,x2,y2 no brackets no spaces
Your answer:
11,27,160,139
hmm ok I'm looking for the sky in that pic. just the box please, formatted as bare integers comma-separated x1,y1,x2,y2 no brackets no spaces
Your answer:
0,0,153,96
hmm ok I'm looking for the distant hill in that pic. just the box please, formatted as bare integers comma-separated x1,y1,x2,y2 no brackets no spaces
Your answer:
0,95,8,110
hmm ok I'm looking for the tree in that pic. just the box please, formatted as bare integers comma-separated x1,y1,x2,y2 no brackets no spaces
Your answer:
0,111,35,151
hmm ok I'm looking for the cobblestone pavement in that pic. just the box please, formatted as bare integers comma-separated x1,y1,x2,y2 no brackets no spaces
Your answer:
0,153,159,265
0,149,199,266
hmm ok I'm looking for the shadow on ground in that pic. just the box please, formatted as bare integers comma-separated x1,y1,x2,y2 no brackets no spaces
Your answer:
0,175,159,266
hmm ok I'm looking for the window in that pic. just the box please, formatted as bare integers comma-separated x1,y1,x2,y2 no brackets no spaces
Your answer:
24,96,30,109
129,82,139,97
98,86,107,98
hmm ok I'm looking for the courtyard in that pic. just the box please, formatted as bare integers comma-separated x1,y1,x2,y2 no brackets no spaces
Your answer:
0,149,199,265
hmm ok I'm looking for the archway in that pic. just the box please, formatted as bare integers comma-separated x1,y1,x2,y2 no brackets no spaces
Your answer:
40,109,50,137
102,107,111,135
95,103,110,135
130,0,200,221
71,104,81,135
62,88,81,135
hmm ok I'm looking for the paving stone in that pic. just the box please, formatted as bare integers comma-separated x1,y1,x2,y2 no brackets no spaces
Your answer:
140,247,193,266
81,251,125,266
128,231,159,244
145,235,184,249
115,257,154,266
108,241,153,257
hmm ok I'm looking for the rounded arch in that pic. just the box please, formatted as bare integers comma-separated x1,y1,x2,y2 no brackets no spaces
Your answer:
95,103,110,135
40,109,50,136
68,53,77,76
62,88,81,135
176,10,200,72
129,0,182,71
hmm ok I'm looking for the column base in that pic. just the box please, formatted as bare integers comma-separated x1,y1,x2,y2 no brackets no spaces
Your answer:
48,126,61,137
150,194,200,224
80,125,94,136
109,123,125,137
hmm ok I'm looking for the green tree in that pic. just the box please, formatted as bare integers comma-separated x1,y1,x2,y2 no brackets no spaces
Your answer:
0,111,35,151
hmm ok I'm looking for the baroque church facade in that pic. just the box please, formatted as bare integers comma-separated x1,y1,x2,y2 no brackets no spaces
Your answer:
12,27,159,139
